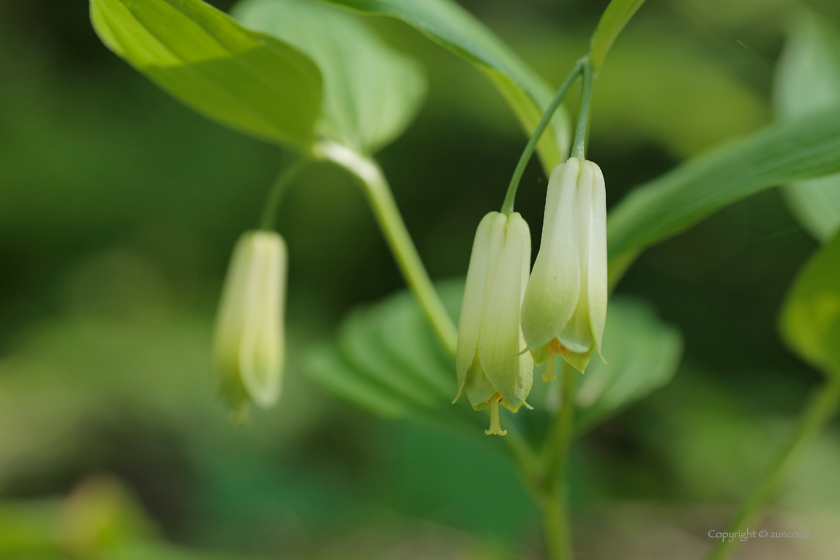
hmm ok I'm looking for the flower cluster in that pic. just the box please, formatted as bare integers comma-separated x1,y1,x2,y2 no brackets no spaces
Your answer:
455,157,608,435
210,157,607,434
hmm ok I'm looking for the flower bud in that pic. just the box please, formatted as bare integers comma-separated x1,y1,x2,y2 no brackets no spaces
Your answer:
521,157,607,374
213,230,286,417
455,212,533,435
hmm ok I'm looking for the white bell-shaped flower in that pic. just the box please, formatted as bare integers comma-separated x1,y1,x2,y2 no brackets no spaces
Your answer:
213,230,286,417
455,212,533,435
521,157,607,375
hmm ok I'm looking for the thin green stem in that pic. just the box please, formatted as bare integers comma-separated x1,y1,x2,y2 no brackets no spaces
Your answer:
706,375,840,560
315,141,457,356
571,60,593,161
259,159,309,231
544,361,578,491
541,487,572,560
501,64,583,215
537,361,578,560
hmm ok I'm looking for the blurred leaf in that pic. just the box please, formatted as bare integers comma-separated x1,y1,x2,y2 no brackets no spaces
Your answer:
0,496,250,560
308,281,478,431
519,26,770,157
90,0,322,149
308,346,415,418
779,229,840,376
775,14,840,135
0,480,164,559
97,542,251,560
575,298,682,432
640,368,786,503
0,501,58,555
673,0,801,29
317,0,571,173
59,477,158,557
608,108,840,280
233,0,425,154
584,28,769,157
589,0,646,72
781,169,840,244
775,12,840,242
337,304,452,408
310,281,680,435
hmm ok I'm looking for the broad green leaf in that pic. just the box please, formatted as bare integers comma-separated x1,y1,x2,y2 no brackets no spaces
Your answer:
233,0,426,154
774,12,840,242
307,281,479,431
308,346,417,418
780,230,840,376
317,0,571,173
338,310,448,408
575,298,682,431
589,0,646,72
608,108,840,281
309,280,681,436
90,0,322,149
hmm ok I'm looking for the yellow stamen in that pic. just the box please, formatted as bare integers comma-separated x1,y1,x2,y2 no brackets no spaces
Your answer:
485,393,507,436
547,337,571,357
542,353,557,382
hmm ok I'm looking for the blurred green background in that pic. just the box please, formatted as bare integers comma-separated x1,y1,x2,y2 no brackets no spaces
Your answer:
2,0,840,558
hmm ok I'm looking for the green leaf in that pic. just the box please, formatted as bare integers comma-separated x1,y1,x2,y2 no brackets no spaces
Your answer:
307,281,478,430
575,298,682,432
90,0,322,150
317,0,571,173
233,0,426,154
608,108,840,280
308,346,417,418
774,12,840,242
780,230,840,376
309,280,681,435
589,0,646,72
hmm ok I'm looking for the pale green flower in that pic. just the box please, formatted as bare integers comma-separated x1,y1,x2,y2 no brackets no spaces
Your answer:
521,157,607,376
213,230,287,418
455,212,533,435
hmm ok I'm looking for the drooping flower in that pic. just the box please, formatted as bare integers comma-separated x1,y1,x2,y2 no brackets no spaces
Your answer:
213,230,286,418
455,211,533,435
521,157,607,376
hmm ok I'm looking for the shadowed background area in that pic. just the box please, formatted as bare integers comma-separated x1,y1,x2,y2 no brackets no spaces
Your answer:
1,0,840,558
